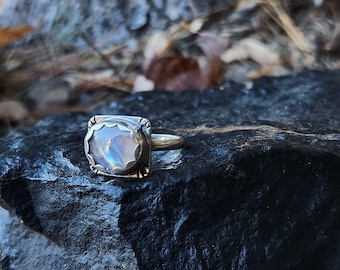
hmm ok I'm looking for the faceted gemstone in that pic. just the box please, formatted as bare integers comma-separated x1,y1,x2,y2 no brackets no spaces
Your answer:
88,124,140,173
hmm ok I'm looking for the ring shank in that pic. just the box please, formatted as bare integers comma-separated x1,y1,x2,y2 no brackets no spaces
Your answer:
151,134,184,150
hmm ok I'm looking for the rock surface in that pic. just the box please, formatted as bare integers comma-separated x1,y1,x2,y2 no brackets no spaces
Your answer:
1,70,340,269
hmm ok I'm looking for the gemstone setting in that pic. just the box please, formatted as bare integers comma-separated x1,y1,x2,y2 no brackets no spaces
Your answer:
89,124,140,173
84,115,152,178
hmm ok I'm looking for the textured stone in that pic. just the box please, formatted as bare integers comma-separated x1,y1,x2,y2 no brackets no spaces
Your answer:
0,70,340,269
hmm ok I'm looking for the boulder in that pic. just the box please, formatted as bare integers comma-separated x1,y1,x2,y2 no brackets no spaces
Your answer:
1,70,340,269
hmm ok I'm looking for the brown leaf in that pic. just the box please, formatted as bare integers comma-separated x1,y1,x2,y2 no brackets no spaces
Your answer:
144,55,203,92
198,32,228,87
0,25,35,47
142,32,228,92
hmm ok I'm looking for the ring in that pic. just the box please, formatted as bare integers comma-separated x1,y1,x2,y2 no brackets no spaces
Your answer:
84,115,183,178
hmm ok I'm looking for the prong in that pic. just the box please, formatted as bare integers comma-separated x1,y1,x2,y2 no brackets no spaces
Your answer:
88,116,97,129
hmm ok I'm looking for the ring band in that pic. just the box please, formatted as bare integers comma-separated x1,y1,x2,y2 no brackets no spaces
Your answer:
151,134,184,150
84,115,183,178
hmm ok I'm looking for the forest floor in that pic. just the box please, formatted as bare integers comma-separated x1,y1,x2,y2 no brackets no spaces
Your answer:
0,0,339,133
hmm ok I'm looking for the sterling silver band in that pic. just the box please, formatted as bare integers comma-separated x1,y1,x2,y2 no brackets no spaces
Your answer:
151,134,184,150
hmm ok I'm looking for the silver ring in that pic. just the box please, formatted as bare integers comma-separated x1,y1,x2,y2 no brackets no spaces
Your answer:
84,115,183,178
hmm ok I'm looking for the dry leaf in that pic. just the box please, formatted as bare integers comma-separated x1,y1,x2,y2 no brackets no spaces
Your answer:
0,25,35,47
0,100,28,122
221,45,249,63
143,31,171,67
133,75,154,92
142,33,228,92
183,18,205,34
142,30,172,78
198,32,228,87
235,0,259,12
144,55,202,91
143,18,205,66
261,0,312,53
221,38,280,66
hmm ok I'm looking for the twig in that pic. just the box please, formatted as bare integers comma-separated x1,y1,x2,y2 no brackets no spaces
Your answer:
261,0,312,53
79,31,117,73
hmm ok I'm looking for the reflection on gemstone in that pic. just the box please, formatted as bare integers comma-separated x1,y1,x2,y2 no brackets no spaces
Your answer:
89,124,140,173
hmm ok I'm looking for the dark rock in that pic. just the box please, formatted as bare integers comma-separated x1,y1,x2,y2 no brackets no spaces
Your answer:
0,70,340,269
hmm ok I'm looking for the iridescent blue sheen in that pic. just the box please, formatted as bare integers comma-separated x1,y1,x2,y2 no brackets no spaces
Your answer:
89,124,140,172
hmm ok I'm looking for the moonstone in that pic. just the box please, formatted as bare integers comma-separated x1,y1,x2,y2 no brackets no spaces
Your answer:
88,124,140,173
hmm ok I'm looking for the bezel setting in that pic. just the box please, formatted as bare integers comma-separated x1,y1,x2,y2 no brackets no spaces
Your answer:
84,115,152,178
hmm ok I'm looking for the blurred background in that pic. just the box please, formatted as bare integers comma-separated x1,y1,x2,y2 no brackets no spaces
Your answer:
0,0,339,134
